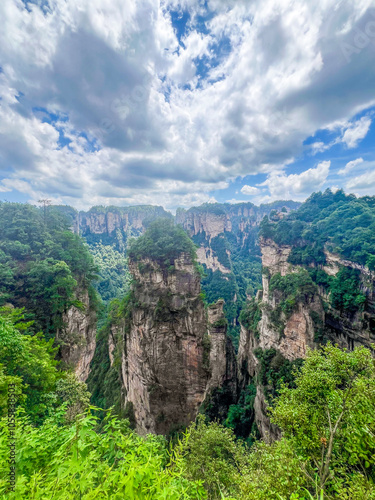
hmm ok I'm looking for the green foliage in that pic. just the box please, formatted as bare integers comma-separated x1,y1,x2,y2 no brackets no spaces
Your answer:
271,343,375,494
201,269,242,349
55,372,91,423
269,270,318,318
288,244,326,266
128,218,197,267
200,385,237,428
182,414,250,499
210,235,231,269
329,267,366,313
254,348,303,403
239,299,262,338
211,318,228,328
224,382,260,444
188,345,375,499
0,202,99,338
260,189,375,269
239,438,307,500
181,416,307,500
0,308,90,425
0,310,58,423
86,298,130,420
90,242,131,304
0,408,206,499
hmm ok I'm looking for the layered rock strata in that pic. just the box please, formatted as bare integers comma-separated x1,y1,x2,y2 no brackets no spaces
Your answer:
58,287,97,382
238,237,375,441
116,253,236,435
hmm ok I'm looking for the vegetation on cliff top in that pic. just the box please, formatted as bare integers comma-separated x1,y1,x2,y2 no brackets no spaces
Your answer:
128,218,198,266
0,202,99,339
259,189,375,269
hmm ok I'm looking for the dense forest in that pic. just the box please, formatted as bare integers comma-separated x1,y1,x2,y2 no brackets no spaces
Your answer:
260,189,375,269
1,196,375,499
0,203,99,339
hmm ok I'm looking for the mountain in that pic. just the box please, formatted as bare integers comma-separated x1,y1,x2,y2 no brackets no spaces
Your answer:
57,200,301,343
87,219,237,435
0,202,98,381
2,193,375,498
238,190,375,440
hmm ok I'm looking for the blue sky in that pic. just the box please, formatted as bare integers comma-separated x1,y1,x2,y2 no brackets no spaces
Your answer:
0,0,375,210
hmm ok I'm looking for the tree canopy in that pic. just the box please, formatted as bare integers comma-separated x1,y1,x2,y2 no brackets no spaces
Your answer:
128,218,197,266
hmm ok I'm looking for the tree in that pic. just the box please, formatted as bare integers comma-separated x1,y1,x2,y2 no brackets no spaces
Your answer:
271,343,375,493
128,218,197,266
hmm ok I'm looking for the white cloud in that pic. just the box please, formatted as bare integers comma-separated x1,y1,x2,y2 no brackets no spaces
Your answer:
341,117,372,148
338,157,364,175
0,0,375,208
256,161,331,202
346,169,375,191
344,160,375,195
241,185,260,195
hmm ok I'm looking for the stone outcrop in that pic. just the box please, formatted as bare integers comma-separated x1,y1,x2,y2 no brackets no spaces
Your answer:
176,202,300,241
238,237,375,441
196,247,231,274
206,300,237,395
58,287,97,382
115,253,236,435
68,205,172,240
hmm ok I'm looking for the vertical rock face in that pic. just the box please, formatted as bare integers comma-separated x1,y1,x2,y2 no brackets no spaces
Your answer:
115,254,237,435
238,236,375,442
176,202,300,242
121,254,208,435
59,287,97,382
206,300,237,396
71,206,172,238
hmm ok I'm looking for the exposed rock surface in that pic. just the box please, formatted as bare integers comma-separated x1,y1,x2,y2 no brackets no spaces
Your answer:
116,254,236,435
206,300,237,395
69,206,171,239
59,288,97,382
196,247,231,274
176,202,300,241
238,237,375,441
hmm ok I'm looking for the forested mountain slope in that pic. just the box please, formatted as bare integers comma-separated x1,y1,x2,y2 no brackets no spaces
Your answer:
1,194,375,499
87,219,237,435
0,202,99,379
238,190,375,440
57,200,300,344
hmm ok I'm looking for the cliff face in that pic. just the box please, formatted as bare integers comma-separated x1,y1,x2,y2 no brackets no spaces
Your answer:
176,202,300,273
238,237,375,441
112,253,236,435
175,202,301,342
67,205,172,247
206,300,237,396
176,202,300,241
58,287,97,382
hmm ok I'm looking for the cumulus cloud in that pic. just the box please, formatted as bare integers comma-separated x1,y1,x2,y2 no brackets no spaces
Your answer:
241,185,260,195
0,0,375,208
341,117,372,148
255,161,331,203
338,157,364,175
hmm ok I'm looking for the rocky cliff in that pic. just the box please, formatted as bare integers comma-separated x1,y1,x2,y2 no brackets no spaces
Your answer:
175,201,300,346
176,201,300,242
57,205,172,248
108,253,236,435
58,286,97,382
238,236,375,441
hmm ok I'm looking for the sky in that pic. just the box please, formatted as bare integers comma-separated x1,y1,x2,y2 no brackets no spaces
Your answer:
0,0,375,211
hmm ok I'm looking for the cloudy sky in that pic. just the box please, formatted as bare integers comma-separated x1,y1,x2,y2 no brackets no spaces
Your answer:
0,0,375,210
